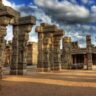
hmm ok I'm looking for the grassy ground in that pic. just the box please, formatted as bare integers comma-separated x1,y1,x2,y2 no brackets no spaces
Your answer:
0,70,96,96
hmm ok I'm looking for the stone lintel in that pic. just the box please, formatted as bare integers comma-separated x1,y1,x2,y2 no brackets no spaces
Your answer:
0,6,20,25
13,16,36,26
41,23,56,28
63,37,72,43
0,6,20,18
27,42,38,46
35,26,43,33
53,29,64,36
36,26,59,33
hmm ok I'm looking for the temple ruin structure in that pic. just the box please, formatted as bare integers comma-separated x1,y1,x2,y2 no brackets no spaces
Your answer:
0,0,36,75
36,23,64,71
4,41,38,67
0,0,96,79
61,35,96,70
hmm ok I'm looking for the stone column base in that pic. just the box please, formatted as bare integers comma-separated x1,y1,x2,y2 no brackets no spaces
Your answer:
18,69,27,75
53,66,61,71
87,67,92,70
10,69,27,75
37,68,43,72
10,69,17,75
43,68,50,72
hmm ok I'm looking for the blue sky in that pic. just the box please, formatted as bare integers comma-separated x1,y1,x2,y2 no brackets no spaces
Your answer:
3,0,96,47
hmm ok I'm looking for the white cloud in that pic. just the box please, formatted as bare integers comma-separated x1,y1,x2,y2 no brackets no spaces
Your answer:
35,0,90,21
3,0,12,6
5,25,13,41
81,0,89,4
91,5,96,13
2,0,39,42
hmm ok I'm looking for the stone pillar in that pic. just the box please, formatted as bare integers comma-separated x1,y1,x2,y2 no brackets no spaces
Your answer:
36,24,51,72
0,26,6,78
49,33,54,71
84,54,87,69
53,29,63,71
0,0,2,5
62,37,72,69
0,0,20,89
38,32,44,71
74,56,77,64
18,26,29,75
36,23,64,72
10,25,19,75
42,33,51,71
10,16,36,75
86,35,93,70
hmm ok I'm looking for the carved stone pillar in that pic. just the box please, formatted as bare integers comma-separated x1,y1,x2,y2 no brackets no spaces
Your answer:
62,37,72,69
10,25,19,75
10,16,36,75
38,33,44,71
36,23,64,72
86,35,93,70
36,25,51,72
43,33,51,72
0,26,6,79
84,54,87,69
53,30,63,71
18,26,30,75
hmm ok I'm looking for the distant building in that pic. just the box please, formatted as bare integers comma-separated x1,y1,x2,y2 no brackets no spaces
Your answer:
61,35,96,70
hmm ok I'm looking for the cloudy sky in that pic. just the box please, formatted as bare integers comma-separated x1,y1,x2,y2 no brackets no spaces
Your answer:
3,0,96,47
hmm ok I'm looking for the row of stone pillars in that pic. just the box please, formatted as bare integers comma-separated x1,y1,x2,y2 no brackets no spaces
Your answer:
0,0,36,76
36,23,64,71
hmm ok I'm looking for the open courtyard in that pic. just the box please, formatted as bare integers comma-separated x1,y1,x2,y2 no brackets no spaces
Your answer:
0,70,96,96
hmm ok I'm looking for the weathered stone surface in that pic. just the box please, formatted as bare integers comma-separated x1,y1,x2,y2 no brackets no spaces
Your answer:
27,42,38,65
86,35,93,70
61,35,96,70
36,23,64,71
10,16,36,75
4,41,12,67
61,37,72,69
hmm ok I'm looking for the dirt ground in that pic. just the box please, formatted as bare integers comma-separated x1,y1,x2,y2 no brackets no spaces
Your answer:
0,70,96,96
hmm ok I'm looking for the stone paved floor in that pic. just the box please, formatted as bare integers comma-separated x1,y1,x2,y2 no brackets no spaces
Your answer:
0,70,96,96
